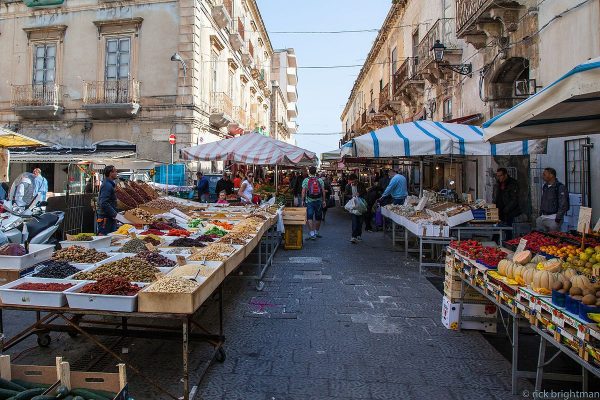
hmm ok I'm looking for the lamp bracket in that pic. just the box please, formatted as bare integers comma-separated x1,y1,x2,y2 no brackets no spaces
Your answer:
439,63,473,77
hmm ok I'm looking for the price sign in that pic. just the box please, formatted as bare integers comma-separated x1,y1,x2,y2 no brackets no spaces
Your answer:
176,255,186,266
145,243,156,251
594,217,600,233
129,232,137,239
577,207,593,233
516,239,528,254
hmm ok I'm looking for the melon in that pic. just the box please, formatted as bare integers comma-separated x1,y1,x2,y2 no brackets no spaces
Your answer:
513,250,532,265
522,268,536,286
525,263,537,269
531,254,547,264
543,259,562,273
532,270,558,293
498,259,511,277
563,268,578,280
570,274,591,289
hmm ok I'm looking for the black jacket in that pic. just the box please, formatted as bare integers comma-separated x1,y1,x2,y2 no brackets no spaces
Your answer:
98,179,118,218
540,181,569,221
492,177,521,222
216,179,234,195
345,182,366,199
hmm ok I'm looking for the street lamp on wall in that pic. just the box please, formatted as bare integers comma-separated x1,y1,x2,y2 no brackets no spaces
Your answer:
170,53,187,79
430,40,472,77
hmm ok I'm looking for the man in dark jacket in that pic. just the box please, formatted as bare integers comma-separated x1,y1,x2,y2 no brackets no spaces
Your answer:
345,174,367,243
215,172,234,196
196,172,209,202
97,165,118,235
492,168,521,225
536,167,569,232
364,182,383,232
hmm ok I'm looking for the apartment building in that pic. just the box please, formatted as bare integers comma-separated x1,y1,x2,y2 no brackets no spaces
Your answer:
271,49,298,144
341,0,600,221
0,0,273,189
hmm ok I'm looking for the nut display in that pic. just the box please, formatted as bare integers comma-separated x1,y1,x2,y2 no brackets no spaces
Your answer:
53,246,109,264
32,260,80,279
128,208,156,224
120,238,149,253
169,264,218,277
141,235,162,246
68,233,95,241
142,198,181,210
188,243,234,261
80,277,142,296
218,234,249,245
135,250,176,268
145,276,199,293
74,257,161,282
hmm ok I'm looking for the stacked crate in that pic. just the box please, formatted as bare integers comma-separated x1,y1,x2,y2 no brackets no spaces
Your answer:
282,207,307,250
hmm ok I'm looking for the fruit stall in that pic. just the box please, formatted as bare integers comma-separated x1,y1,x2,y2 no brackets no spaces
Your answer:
0,182,283,400
444,227,600,394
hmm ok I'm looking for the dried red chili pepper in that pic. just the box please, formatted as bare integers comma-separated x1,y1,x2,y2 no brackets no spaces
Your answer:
13,282,74,292
80,277,141,296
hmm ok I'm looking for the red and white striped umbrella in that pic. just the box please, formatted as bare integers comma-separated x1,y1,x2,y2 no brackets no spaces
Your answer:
180,132,317,166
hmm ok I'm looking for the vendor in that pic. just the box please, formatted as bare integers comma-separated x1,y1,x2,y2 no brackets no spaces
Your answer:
536,167,569,232
493,168,521,226
216,172,234,195
238,172,255,204
379,169,407,205
97,165,118,235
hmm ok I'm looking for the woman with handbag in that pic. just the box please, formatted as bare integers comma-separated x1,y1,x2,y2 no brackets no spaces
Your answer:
344,174,367,243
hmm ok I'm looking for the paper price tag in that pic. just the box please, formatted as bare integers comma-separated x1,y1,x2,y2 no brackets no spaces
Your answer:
578,207,593,233
176,255,186,266
516,239,527,254
129,232,137,239
145,243,156,251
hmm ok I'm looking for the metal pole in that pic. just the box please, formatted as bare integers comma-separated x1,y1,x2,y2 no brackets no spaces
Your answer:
419,158,424,197
275,165,278,192
171,143,174,165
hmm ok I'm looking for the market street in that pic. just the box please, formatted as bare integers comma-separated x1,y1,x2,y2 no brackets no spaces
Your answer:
0,208,524,399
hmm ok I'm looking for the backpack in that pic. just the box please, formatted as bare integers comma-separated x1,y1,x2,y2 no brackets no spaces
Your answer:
307,177,322,199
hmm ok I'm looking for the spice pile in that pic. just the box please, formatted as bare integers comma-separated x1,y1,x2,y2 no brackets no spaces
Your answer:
53,247,108,264
74,257,160,282
142,235,162,246
135,251,176,268
169,238,207,248
80,277,142,296
145,277,199,293
32,261,80,279
0,243,26,256
13,282,74,292
116,224,135,235
120,238,148,253
168,229,191,237
194,235,215,242
169,264,218,278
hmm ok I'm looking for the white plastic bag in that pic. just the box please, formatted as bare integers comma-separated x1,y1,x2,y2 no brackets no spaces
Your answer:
344,197,367,215
344,197,357,213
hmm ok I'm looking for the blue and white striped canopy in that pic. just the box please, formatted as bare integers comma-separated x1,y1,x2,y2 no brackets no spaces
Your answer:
340,121,546,158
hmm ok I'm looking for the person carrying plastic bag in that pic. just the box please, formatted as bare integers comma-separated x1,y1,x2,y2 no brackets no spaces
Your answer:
344,174,367,243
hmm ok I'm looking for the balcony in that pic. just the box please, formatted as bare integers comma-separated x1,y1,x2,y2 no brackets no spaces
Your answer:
229,18,244,51
241,45,253,67
287,102,297,119
416,18,461,80
286,67,297,85
83,79,140,119
211,0,232,30
393,57,424,107
287,51,297,68
286,120,297,134
286,84,297,102
11,84,64,119
210,92,233,128
232,106,247,128
379,83,391,111
456,0,523,46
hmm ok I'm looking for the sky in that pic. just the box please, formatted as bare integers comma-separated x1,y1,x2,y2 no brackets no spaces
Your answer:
256,0,390,157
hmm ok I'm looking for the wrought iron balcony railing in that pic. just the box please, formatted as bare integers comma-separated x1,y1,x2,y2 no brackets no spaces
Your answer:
83,79,140,104
11,83,63,107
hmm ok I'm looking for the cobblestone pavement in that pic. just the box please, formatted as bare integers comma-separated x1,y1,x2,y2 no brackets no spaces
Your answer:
2,208,530,399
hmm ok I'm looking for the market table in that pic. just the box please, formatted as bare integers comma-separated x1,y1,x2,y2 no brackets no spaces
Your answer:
450,248,589,394
450,224,513,244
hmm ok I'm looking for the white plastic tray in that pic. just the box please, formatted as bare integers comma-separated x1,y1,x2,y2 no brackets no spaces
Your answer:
0,244,55,270
0,277,86,307
72,259,172,282
25,261,89,280
59,236,113,250
65,281,147,312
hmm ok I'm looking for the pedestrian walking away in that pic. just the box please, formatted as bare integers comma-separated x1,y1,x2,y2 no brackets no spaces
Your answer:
379,169,407,205
301,166,326,240
536,167,569,232
97,165,118,235
345,173,366,243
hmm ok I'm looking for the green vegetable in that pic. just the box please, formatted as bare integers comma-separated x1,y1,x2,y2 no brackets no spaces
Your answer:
69,389,110,400
205,227,227,237
0,379,25,392
187,219,203,228
13,388,46,400
10,381,50,391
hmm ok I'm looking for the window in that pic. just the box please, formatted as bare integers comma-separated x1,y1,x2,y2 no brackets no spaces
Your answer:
228,70,234,100
105,38,130,80
33,44,56,85
391,47,397,74
379,79,383,91
210,51,218,92
412,30,419,66
443,98,452,121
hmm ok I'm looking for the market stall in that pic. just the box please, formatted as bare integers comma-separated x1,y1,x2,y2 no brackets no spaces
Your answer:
0,183,282,399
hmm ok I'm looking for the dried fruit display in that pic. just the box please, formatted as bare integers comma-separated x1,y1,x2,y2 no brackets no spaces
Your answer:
13,282,74,291
145,277,199,293
135,250,176,268
128,208,156,224
32,261,80,279
116,224,135,235
140,229,165,236
123,185,146,205
169,238,207,248
80,277,142,296
129,181,152,202
138,182,159,199
68,233,95,241
53,247,109,263
0,243,26,256
120,238,149,253
74,257,160,282
143,198,181,210
142,235,162,246
116,186,138,208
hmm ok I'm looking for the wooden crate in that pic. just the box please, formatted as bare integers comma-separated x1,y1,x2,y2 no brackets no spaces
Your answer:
282,207,307,225
284,224,303,250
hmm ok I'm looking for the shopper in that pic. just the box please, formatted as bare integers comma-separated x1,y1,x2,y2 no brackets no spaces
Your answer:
321,174,333,222
196,172,209,203
379,169,407,205
345,173,366,243
301,166,326,240
536,167,569,232
233,172,242,189
492,168,521,225
216,172,234,196
32,168,48,201
238,172,255,204
379,169,390,190
216,190,229,204
294,170,307,207
97,165,118,235
365,182,383,232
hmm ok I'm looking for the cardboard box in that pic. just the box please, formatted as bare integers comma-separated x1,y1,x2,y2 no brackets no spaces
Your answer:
441,295,497,332
282,207,307,225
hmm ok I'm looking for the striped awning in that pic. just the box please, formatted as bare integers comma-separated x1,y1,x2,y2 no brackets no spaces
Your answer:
0,127,47,148
340,121,546,158
180,132,317,166
483,57,600,142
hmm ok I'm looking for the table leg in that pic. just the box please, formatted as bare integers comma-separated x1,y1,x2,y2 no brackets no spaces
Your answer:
535,336,547,391
182,318,189,400
392,222,396,247
582,366,589,391
419,238,423,275
404,228,408,258
457,279,465,333
512,315,519,394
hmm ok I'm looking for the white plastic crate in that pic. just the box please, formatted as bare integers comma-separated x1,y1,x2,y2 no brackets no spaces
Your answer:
0,277,86,307
65,281,147,312
59,236,112,250
0,244,54,270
